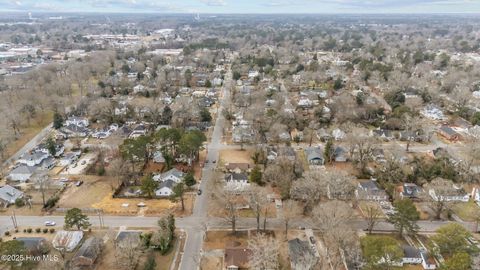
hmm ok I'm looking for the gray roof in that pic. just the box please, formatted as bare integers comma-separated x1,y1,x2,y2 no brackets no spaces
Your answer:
10,165,37,175
16,237,47,251
305,147,323,162
439,125,458,136
161,168,184,179
72,237,102,262
159,179,176,189
359,180,380,191
225,173,248,182
288,238,317,266
402,245,421,259
0,185,24,203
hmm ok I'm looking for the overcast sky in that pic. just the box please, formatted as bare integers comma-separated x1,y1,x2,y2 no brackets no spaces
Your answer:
1,0,479,13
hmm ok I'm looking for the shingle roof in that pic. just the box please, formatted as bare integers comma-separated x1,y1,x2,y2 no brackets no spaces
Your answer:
0,185,24,203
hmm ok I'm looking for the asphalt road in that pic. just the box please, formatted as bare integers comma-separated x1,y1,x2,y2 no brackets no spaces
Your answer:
2,123,53,167
179,64,233,270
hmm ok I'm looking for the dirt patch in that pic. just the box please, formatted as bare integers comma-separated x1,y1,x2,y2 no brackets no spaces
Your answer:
92,194,176,215
57,176,116,209
204,230,249,251
219,149,253,164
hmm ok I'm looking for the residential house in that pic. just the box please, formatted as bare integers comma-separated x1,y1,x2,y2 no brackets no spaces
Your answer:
133,84,145,94
305,146,324,165
65,116,89,127
402,245,422,265
154,168,184,183
153,168,185,196
36,142,64,157
153,151,165,163
372,129,395,141
288,238,318,270
63,124,89,137
225,163,251,173
53,230,84,252
16,237,48,255
438,125,461,141
59,151,81,166
224,243,252,270
332,128,346,141
398,183,424,200
0,185,24,207
17,151,49,167
278,147,296,161
356,180,389,201
115,231,142,249
155,180,176,196
129,124,147,138
429,182,469,202
8,165,37,182
334,146,348,162
70,237,102,269
316,128,332,142
40,156,56,170
298,97,313,108
225,173,250,192
232,126,254,143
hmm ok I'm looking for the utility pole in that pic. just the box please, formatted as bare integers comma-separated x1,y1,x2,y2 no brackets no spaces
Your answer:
11,210,17,229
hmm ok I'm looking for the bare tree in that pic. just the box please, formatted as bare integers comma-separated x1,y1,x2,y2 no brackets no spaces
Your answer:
215,187,241,234
247,186,269,231
281,200,302,238
364,204,382,234
324,171,356,200
248,233,279,270
114,234,142,270
290,171,323,213
402,114,424,152
424,178,454,220
345,127,376,171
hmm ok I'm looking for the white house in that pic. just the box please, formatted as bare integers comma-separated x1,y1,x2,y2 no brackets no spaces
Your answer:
428,184,470,202
153,168,184,183
224,173,250,192
17,151,49,167
65,116,89,127
0,185,24,207
133,84,146,94
8,165,37,182
155,180,176,196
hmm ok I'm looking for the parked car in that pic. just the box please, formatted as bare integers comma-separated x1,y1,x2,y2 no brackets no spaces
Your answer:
75,180,83,187
309,236,316,244
81,160,86,165
45,221,56,226
197,189,202,195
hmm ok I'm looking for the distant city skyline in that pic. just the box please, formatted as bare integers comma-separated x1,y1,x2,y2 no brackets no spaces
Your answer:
0,0,479,14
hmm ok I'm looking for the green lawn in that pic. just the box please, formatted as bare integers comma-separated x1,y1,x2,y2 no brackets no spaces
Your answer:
452,200,480,222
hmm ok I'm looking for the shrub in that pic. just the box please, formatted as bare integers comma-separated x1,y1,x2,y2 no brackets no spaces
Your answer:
14,198,25,207
35,228,41,233
23,229,26,233
42,228,48,233
26,228,32,233
49,228,55,233
14,229,18,233
43,196,59,209
4,231,10,236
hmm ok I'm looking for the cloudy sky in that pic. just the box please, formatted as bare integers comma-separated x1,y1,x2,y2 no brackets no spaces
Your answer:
0,0,479,13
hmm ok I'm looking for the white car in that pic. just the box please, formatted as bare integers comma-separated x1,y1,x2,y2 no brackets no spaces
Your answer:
44,221,56,226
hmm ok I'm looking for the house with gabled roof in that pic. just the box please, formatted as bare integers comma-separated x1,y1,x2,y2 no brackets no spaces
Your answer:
356,180,389,201
0,185,24,207
8,165,37,182
305,146,324,165
288,238,318,270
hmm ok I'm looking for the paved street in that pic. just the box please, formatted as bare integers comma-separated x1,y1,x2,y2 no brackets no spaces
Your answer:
2,123,52,167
